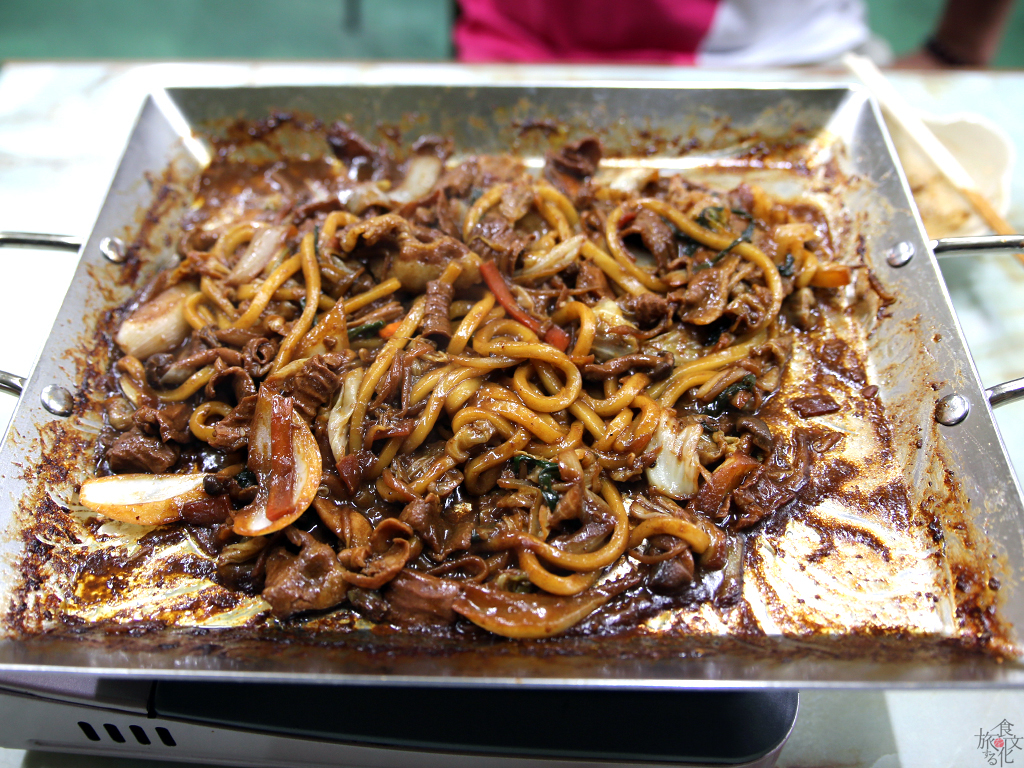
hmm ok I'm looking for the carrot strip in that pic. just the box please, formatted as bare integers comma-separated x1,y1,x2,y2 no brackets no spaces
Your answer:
379,321,402,339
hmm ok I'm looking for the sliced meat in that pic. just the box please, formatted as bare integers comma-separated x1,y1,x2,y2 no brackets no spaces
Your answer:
545,137,603,204
574,259,614,301
326,121,385,180
399,494,474,559
364,414,417,446
474,155,527,187
675,265,731,325
105,427,180,474
132,403,193,444
622,292,674,327
335,449,376,495
547,137,602,179
208,395,258,452
399,495,445,554
437,160,476,197
623,208,675,270
215,327,264,347
470,213,530,275
204,365,257,405
242,337,277,379
732,470,795,530
383,570,464,626
581,352,673,380
791,394,840,418
817,338,867,385
395,233,473,291
284,353,347,420
421,277,453,343
735,416,773,453
174,347,244,370
498,180,534,222
546,485,616,555
369,354,404,410
692,452,762,521
262,528,349,618
649,548,695,592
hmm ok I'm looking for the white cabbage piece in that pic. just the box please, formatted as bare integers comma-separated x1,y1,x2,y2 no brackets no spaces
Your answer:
327,368,365,463
645,411,702,500
590,298,639,361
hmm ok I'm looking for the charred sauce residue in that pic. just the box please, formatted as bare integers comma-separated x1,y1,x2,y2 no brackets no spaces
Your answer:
2,112,1015,665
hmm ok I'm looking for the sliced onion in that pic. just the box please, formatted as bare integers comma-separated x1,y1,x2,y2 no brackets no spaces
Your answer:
645,412,702,500
387,155,443,205
515,234,584,282
79,473,207,526
225,225,288,286
338,183,391,214
115,281,197,359
327,369,364,463
232,387,322,537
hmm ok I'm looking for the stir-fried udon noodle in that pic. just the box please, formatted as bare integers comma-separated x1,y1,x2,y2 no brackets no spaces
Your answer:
79,121,856,639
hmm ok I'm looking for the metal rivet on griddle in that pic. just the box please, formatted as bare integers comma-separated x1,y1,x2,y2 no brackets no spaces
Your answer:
886,241,915,267
99,236,126,263
40,385,73,417
935,393,969,426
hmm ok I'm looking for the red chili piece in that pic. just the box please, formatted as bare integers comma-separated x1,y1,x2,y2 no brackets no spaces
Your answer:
479,260,569,352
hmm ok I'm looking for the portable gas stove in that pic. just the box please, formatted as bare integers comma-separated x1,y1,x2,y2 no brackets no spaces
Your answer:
0,672,797,767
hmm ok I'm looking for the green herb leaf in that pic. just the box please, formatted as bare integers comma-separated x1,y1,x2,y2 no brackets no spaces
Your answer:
512,453,561,510
730,208,753,220
696,206,728,230
711,220,756,264
778,252,796,277
235,468,258,489
678,236,699,257
349,320,386,339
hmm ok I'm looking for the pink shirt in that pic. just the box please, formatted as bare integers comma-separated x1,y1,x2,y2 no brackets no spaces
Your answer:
455,0,869,67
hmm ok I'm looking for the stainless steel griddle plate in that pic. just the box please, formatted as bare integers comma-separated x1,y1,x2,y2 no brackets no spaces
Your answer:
0,83,1021,686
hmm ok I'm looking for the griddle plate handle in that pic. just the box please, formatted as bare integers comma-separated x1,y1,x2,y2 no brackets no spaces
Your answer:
2,232,1021,409
0,371,24,397
932,235,1024,256
932,235,1024,409
0,232,82,398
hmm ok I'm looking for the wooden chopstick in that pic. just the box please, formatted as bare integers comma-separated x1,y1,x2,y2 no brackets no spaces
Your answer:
843,53,1024,268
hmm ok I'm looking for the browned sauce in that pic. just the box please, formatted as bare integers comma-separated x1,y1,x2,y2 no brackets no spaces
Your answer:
5,114,1010,661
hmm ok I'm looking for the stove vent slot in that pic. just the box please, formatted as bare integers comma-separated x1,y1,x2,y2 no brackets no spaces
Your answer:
156,726,177,747
76,721,175,748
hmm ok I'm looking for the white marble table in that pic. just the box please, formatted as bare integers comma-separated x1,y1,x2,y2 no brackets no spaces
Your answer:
0,61,1022,768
